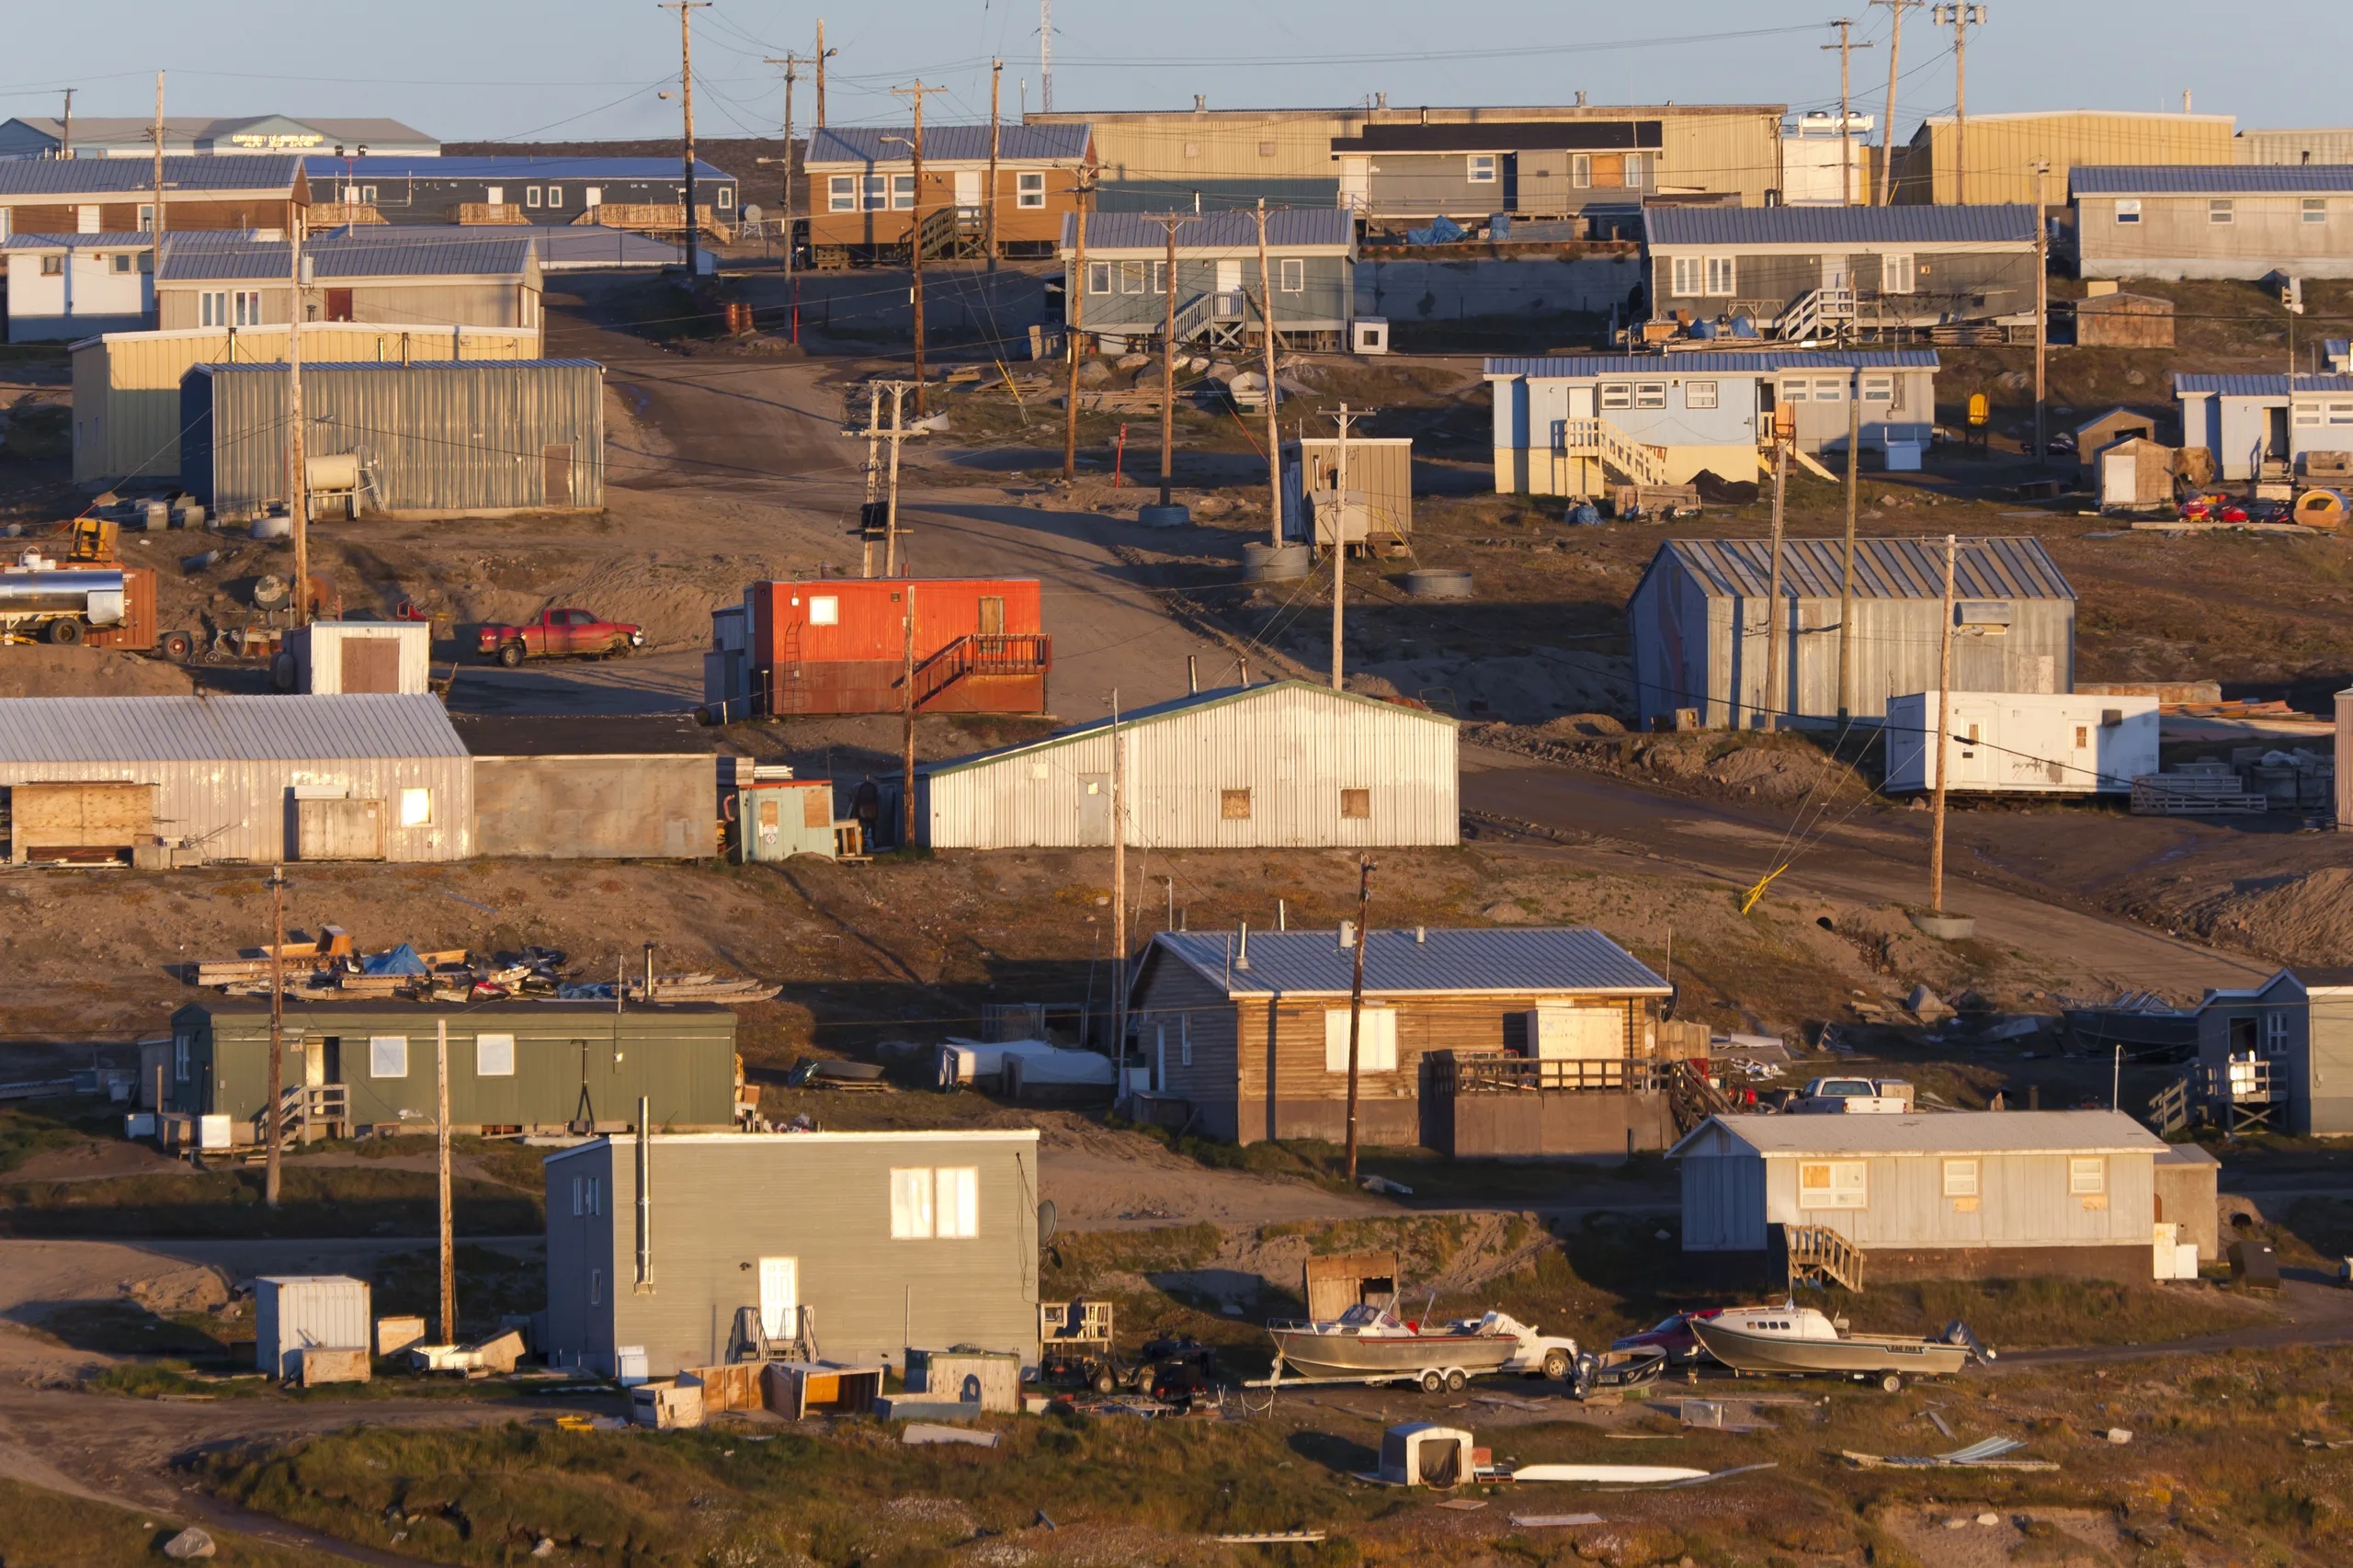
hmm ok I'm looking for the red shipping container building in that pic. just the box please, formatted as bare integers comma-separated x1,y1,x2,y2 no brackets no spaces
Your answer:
741,578,1050,717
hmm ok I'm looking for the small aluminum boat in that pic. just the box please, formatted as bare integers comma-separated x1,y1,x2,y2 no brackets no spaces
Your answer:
1267,1303,1574,1386
1688,1304,1992,1388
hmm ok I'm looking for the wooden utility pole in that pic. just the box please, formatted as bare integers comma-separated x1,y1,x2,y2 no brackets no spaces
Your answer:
1063,201,1087,481
1143,213,1201,510
901,585,919,847
289,212,309,624
1760,408,1790,732
2033,161,2051,461
150,71,166,238
660,3,712,283
761,54,802,279
892,82,938,415
1328,403,1359,691
59,88,73,159
1256,200,1282,547
883,382,909,574
860,383,882,577
986,62,1002,270
1839,382,1860,722
1109,692,1127,1068
1870,0,1922,207
437,1017,456,1345
1822,21,1874,206
264,869,286,1208
1342,857,1373,1183
813,20,835,128
1936,4,1984,203
845,380,925,578
1929,532,1956,915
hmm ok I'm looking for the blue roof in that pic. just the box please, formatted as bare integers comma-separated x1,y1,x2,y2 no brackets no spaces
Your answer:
2174,373,2353,397
2073,165,2353,196
1643,203,2037,247
1062,207,1353,252
1486,349,1939,377
0,155,302,196
158,226,535,281
2,231,151,250
808,123,1091,166
301,154,733,181
1145,926,1669,999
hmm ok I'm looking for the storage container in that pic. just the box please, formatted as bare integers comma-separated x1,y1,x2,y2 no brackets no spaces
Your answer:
729,578,1049,718
631,1381,704,1429
1884,691,2160,796
287,621,432,696
256,1275,372,1378
904,1347,1023,1414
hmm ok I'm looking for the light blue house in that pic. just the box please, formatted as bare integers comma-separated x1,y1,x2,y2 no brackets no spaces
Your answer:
2174,372,2353,481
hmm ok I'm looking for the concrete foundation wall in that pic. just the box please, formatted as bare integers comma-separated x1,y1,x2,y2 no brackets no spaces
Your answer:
1853,1243,2156,1284
1258,1097,1423,1147
1429,1090,1675,1162
1358,254,1642,323
472,755,713,859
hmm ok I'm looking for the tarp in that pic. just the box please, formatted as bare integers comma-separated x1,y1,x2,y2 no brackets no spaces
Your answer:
1004,1048,1118,1097
934,1038,1060,1090
1404,214,1466,246
359,943,428,976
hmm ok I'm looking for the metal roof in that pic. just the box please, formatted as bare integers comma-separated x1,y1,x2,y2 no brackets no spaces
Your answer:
1675,1109,2164,1159
1333,120,1662,153
1149,926,1668,999
191,359,598,375
9,115,433,147
807,123,1091,166
2,231,151,249
301,154,733,180
1060,207,1354,252
1485,349,1938,378
1643,202,2037,247
158,228,535,281
2173,372,2353,397
0,694,467,764
1648,537,2075,602
0,154,302,196
922,680,1451,778
2071,165,2353,197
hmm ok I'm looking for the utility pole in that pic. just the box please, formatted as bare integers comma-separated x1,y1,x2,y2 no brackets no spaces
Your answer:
892,82,938,415
289,212,309,625
1039,0,1054,113
2033,160,2050,462
1761,408,1789,732
265,869,286,1208
1327,403,1363,691
859,383,882,577
1256,199,1282,548
883,382,909,574
1839,381,1860,722
1143,213,1201,510
1063,199,1088,481
150,71,166,238
1823,21,1874,206
1109,692,1127,1074
1870,0,1922,207
437,1017,456,1345
1929,532,1956,915
986,61,1003,271
1342,857,1373,1184
1934,4,1985,203
901,585,918,848
661,2,711,284
762,55,802,280
59,88,74,159
813,20,837,128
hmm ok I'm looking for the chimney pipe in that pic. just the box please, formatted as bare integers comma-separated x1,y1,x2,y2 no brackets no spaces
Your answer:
1188,653,1198,694
1415,926,1426,944
642,942,655,997
1337,919,1356,952
1235,921,1250,971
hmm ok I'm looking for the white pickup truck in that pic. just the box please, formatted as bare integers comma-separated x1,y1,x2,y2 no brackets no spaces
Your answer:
1792,1076,1915,1115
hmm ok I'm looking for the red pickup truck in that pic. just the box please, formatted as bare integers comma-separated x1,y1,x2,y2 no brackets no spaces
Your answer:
477,608,646,666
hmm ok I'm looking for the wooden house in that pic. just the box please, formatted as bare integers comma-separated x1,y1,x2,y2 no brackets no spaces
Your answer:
0,154,307,239
803,123,1092,264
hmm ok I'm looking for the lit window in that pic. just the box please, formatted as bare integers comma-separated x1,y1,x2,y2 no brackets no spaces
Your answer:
1598,383,1631,411
1704,255,1736,295
1279,257,1304,292
2304,198,2327,224
1467,153,1496,184
398,788,432,827
2209,199,2234,225
1634,381,1667,409
1221,788,1252,819
1324,1007,1398,1072
829,176,856,211
809,595,839,626
1687,381,1718,409
1942,1159,1979,1198
1086,261,1111,294
1017,172,1045,210
935,1167,979,1238
890,1167,935,1238
476,1033,516,1077
2069,1157,2106,1196
1799,1160,1868,1210
369,1035,408,1078
1340,788,1370,819
1881,253,1915,294
2115,199,2141,224
892,175,915,210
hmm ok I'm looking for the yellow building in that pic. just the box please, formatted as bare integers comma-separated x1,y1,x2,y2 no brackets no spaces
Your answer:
1893,109,2237,206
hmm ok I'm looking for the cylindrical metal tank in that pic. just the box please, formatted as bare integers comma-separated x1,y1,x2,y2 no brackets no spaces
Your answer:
0,569,127,625
306,453,361,491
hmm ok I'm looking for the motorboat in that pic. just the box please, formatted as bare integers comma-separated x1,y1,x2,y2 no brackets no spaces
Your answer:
1266,1303,1577,1389
1687,1303,1992,1390
2061,992,2200,1061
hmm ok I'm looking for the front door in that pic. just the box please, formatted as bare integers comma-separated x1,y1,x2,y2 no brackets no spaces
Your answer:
978,596,1006,636
1821,255,1850,290
1077,775,1110,842
953,170,982,212
1567,384,1595,420
1500,153,1518,212
302,1038,325,1089
757,1256,798,1341
2268,406,2290,459
1952,701,1994,786
1216,257,1242,311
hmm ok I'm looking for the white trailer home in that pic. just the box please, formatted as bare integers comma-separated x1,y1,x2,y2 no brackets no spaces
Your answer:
1883,691,2158,795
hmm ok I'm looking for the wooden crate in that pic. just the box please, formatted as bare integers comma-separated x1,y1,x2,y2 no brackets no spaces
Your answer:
678,1361,764,1413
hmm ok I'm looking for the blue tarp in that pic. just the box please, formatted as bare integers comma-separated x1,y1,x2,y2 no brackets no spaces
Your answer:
1404,214,1467,246
360,943,429,976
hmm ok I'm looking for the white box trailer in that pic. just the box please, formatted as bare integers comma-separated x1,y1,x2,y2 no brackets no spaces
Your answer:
1884,691,2159,795
286,621,432,695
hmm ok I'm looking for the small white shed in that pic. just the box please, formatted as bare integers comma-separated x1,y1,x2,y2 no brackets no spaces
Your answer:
256,1274,372,1378
288,621,433,696
1883,690,2158,795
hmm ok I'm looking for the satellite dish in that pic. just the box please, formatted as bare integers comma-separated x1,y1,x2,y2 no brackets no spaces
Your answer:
1037,1199,1058,1245
743,203,764,222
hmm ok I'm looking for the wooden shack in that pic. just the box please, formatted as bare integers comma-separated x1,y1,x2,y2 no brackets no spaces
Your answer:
2074,407,2161,483
2096,436,2177,510
2073,291,2175,347
1302,1251,1401,1320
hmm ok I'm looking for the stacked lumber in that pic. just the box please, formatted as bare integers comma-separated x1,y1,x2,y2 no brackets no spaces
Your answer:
192,935,777,1006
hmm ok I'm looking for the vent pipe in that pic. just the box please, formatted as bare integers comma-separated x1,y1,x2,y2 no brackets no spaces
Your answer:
1235,921,1250,971
1337,920,1356,952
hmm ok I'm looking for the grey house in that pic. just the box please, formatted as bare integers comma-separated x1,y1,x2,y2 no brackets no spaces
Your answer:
2195,969,2353,1136
2074,165,2353,281
302,155,736,228
1062,208,1354,350
1628,536,2076,730
1334,119,1663,230
1643,203,2040,340
543,1131,1041,1377
2175,371,2353,481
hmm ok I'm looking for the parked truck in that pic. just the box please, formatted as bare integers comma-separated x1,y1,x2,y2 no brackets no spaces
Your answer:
476,607,645,667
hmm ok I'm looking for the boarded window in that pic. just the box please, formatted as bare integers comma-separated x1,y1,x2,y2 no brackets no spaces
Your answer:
2068,1157,2106,1196
1942,1158,1979,1198
369,1035,408,1079
476,1033,516,1077
890,1167,935,1238
1797,1160,1867,1210
1221,789,1252,820
1340,788,1370,819
1324,1007,1398,1073
935,1166,979,1237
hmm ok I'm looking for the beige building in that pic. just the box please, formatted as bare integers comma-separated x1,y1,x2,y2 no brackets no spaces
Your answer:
1893,110,2236,206
153,228,540,334
2237,129,2353,166
2075,166,2353,280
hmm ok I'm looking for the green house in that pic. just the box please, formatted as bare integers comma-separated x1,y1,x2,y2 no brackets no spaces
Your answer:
165,1000,740,1139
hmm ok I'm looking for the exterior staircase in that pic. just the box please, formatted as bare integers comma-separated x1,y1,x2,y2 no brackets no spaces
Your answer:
915,206,987,262
1774,287,1857,341
1660,1057,1733,1135
910,633,1052,710
2148,1074,2193,1136
1556,416,1671,489
1785,1223,1865,1292
245,1082,350,1154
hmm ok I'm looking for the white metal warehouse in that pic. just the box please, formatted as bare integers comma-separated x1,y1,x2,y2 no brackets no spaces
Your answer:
0,694,472,865
916,680,1458,850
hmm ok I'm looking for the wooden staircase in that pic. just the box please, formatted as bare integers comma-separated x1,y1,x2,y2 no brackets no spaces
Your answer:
1660,1057,1733,1135
2148,1074,2193,1136
1774,287,1857,341
915,206,987,262
1556,417,1670,488
244,1082,350,1156
1786,1223,1865,1292
910,633,1051,710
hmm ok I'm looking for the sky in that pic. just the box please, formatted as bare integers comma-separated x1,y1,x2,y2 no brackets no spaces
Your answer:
6,0,2349,145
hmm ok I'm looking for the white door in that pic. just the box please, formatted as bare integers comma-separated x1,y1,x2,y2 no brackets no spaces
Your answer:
1952,702,1993,787
1567,384,1595,419
1215,258,1243,305
954,169,982,211
757,1256,798,1341
485,185,505,206
76,205,101,233
2101,451,2136,507
1821,254,1850,290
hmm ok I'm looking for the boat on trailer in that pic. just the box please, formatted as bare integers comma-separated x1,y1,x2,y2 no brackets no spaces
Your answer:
1687,1303,1993,1392
1264,1303,1578,1392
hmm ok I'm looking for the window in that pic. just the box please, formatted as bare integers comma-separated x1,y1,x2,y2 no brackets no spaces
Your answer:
1086,261,1111,294
890,1167,936,1238
200,290,228,328
2075,725,2090,749
1624,153,1647,187
1221,788,1252,819
863,176,888,211
1634,381,1667,409
2069,1157,2106,1196
233,290,264,327
717,187,734,210
1779,380,1810,403
1798,1160,1868,1210
1324,1006,1398,1073
1119,261,1145,294
174,1033,190,1081
572,1176,583,1216
485,186,505,206
369,1035,409,1079
1597,382,1631,411
526,186,542,208
1180,1015,1192,1068
2333,402,2353,426
1813,376,1846,401
2304,198,2328,224
1687,381,1718,410
1017,171,1045,209
2265,1012,2290,1056
1881,253,1915,294
1258,140,1277,158
2209,199,2234,225
586,1176,601,1214
2114,199,2141,224
476,1033,515,1077
138,203,154,232
1705,255,1736,295
1942,1159,1979,1198
40,255,62,277
809,595,840,626
398,788,432,828
1183,142,1200,159
1467,154,1497,184
892,175,916,210
1572,153,1592,189
1340,788,1371,819
829,176,856,212
1860,373,1894,403
1150,260,1167,295
935,1166,979,1238
1279,257,1304,293
1671,256,1703,297
589,1268,602,1306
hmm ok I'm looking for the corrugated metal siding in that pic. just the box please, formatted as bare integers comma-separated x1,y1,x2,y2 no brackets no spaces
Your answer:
0,153,302,198
1655,537,2074,602
290,623,432,694
1485,350,1938,378
2174,373,2353,397
1063,209,1354,253
1757,1150,2156,1250
2238,131,2353,167
1679,1153,1768,1250
1896,114,2237,206
181,358,603,517
2310,994,2353,1135
922,682,1458,849
256,1277,371,1375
